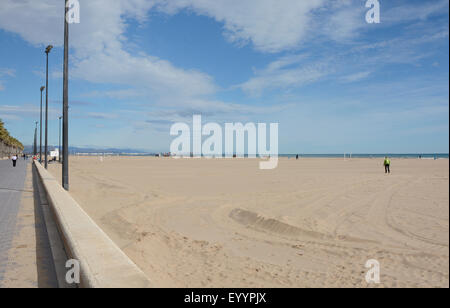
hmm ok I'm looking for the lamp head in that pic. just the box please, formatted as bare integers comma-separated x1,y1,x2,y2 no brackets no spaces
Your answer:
40,86,45,91
45,45,53,54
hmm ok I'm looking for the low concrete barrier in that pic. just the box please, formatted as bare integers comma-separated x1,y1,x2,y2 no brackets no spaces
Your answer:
34,161,153,288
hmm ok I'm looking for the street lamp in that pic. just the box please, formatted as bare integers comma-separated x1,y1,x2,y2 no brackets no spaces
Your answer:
39,86,45,163
62,0,70,190
34,121,38,156
44,44,53,169
59,116,62,163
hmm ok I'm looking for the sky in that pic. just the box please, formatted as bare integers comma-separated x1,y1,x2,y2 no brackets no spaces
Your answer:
0,0,448,154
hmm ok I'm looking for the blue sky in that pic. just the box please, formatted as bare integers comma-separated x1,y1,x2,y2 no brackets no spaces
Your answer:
0,0,448,153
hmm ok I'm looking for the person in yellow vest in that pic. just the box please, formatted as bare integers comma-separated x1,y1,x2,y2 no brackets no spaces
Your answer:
384,156,391,174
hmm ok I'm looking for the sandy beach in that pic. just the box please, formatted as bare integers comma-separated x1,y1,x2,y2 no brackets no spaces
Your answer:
48,157,449,288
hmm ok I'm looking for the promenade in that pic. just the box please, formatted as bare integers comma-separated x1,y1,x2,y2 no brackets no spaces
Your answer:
0,159,58,287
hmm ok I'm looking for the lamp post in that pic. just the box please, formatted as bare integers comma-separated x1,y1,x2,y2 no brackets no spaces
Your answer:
62,0,70,190
44,45,53,169
39,86,45,162
34,121,38,156
59,116,62,163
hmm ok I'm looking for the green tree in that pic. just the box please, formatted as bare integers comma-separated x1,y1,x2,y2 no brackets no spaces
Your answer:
0,119,24,152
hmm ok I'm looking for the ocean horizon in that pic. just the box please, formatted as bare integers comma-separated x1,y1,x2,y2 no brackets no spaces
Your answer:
69,152,449,159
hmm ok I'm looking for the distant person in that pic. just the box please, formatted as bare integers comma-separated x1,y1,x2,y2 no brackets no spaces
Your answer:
12,155,18,167
383,156,391,174
296,154,299,160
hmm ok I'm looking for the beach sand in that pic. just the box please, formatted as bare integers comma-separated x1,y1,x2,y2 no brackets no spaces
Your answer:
48,157,449,288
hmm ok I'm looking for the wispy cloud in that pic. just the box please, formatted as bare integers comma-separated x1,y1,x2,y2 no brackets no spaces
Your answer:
51,100,95,107
0,0,447,152
0,68,16,91
340,71,372,83
0,68,16,78
82,89,146,100
0,104,59,119
85,112,118,120
239,17,448,96
239,55,331,96
0,0,217,107
383,0,449,24
154,0,325,53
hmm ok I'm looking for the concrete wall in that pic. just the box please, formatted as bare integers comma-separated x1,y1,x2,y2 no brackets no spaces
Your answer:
33,161,153,288
0,140,22,158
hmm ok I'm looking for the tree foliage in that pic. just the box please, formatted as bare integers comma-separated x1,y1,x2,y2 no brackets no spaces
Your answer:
0,119,24,150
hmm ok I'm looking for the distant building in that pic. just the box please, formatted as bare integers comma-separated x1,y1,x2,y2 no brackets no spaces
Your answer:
50,148,59,159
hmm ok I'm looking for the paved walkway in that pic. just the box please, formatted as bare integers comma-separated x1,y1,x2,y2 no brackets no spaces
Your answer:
0,159,59,287
0,158,28,281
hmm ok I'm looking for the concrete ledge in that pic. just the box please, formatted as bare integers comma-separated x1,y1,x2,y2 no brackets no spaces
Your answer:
33,161,153,288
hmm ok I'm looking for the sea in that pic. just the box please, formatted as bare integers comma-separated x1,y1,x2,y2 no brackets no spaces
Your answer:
279,154,449,159
73,152,449,159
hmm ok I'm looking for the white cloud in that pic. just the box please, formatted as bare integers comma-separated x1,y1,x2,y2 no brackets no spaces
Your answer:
238,16,448,97
154,0,325,53
85,112,118,120
321,3,366,41
72,50,216,99
0,104,59,119
0,0,216,102
0,0,447,111
340,71,372,83
0,0,384,102
0,68,16,91
239,55,331,96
